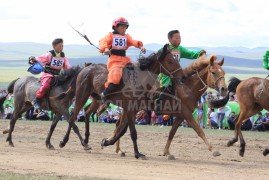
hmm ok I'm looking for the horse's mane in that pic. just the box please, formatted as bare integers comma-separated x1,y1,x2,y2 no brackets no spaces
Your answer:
182,55,217,77
138,44,170,71
55,65,84,86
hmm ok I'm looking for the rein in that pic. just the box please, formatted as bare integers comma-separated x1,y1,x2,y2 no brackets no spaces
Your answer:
196,66,225,91
157,52,182,79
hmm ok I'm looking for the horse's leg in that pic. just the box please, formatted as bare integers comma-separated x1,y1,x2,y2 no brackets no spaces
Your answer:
163,115,184,157
6,105,29,147
184,109,212,151
227,111,249,157
59,88,91,148
115,119,125,156
101,110,128,147
126,112,146,159
82,100,101,150
227,114,240,147
45,113,61,150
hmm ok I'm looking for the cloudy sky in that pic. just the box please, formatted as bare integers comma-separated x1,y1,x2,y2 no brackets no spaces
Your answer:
1,0,268,48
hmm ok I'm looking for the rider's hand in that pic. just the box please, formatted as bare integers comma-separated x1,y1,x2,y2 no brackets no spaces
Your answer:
104,48,111,55
140,47,146,54
199,50,206,57
28,56,37,64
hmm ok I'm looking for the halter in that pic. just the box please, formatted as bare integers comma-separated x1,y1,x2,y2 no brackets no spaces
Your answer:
196,65,225,91
156,51,182,79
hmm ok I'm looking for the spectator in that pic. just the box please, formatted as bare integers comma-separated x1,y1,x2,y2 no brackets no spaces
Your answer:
77,109,85,122
135,109,148,125
197,102,204,128
228,112,236,130
207,108,219,129
263,111,269,130
36,110,50,121
229,95,236,102
25,107,35,120
241,118,253,131
163,115,170,126
150,111,157,125
217,105,226,129
253,112,264,131
4,104,13,119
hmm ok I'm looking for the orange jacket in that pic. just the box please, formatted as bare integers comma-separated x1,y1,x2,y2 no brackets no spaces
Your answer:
99,32,143,53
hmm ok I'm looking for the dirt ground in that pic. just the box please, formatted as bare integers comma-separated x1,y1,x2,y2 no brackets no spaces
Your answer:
0,119,268,180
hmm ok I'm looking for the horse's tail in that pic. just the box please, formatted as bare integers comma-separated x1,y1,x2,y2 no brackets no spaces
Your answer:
228,77,241,93
7,78,19,94
209,77,241,108
0,95,7,110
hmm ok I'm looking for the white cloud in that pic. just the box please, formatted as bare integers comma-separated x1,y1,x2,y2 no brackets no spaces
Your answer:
0,0,268,48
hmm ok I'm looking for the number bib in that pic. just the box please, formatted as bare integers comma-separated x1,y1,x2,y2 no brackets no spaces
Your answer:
50,57,64,69
112,34,127,50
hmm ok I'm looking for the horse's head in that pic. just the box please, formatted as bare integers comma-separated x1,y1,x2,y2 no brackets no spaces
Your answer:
205,55,227,96
139,44,183,80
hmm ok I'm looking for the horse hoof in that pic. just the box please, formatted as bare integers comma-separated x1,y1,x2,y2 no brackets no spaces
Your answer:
167,155,176,160
59,141,65,148
101,138,108,147
84,145,92,151
263,149,269,156
120,152,126,157
3,129,9,134
46,144,55,150
135,153,146,160
239,150,244,157
9,143,14,147
227,141,233,147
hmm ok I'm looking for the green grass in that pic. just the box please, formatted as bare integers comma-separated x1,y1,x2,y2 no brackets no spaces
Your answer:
0,171,114,180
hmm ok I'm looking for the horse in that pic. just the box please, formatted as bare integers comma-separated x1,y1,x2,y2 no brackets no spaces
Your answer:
0,65,89,149
209,76,269,157
57,44,186,159
57,45,227,159
101,54,227,159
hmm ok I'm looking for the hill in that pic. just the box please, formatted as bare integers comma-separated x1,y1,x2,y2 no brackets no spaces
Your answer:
0,42,268,75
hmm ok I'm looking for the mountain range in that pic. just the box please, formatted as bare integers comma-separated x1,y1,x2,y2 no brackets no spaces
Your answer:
0,42,268,75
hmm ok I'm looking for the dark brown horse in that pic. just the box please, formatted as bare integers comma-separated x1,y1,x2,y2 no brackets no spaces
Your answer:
0,65,89,149
57,44,185,159
102,54,227,159
209,76,269,157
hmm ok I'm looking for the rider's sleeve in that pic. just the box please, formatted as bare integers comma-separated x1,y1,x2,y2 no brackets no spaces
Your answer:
36,52,51,66
126,34,143,48
180,46,202,59
63,57,71,69
99,32,113,53
263,50,269,69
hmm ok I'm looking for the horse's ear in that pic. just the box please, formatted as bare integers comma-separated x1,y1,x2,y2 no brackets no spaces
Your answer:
218,58,224,66
210,56,215,66
163,44,169,52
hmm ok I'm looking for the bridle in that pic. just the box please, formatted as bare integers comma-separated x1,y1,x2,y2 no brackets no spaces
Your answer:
156,51,183,79
196,65,225,91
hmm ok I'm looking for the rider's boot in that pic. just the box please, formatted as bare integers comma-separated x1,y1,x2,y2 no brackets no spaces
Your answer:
32,97,42,110
101,83,118,105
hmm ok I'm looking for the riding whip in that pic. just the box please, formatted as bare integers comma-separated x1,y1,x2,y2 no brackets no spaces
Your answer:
68,22,100,50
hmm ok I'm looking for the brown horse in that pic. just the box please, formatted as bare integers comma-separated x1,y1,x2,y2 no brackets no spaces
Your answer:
102,54,227,159
0,65,89,149
209,76,269,157
57,44,185,159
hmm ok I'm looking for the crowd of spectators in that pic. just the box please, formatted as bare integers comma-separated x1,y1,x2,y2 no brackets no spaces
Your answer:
1,90,269,132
